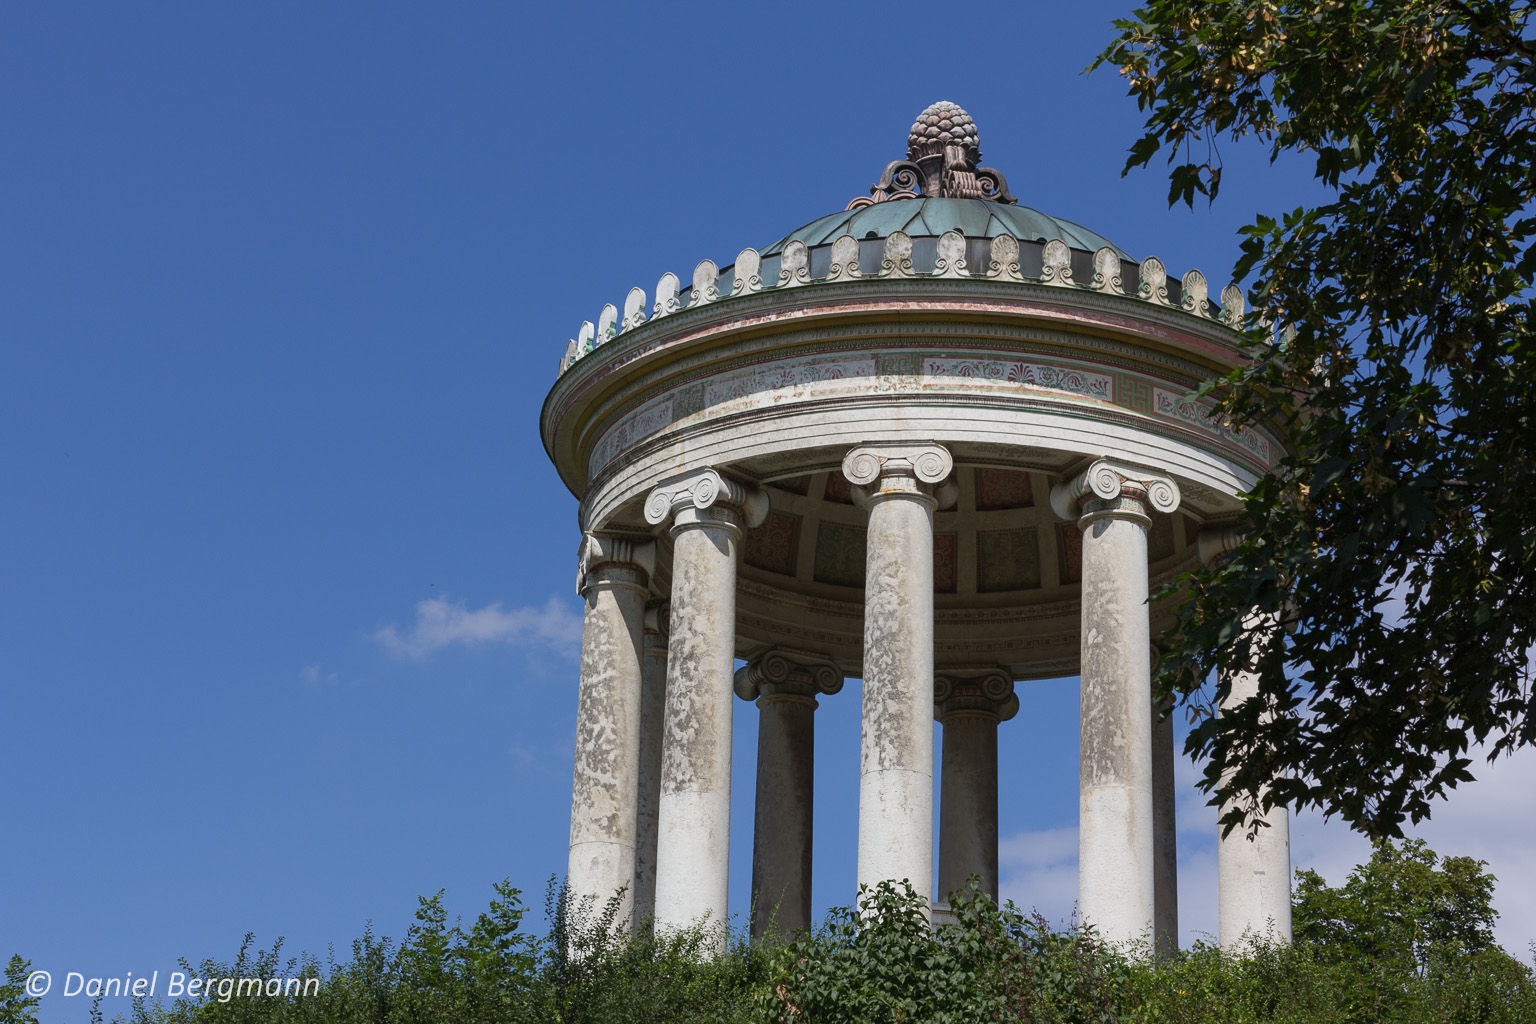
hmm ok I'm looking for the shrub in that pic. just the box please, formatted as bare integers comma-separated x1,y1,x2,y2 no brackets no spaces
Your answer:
11,844,1530,1023
759,880,1130,1023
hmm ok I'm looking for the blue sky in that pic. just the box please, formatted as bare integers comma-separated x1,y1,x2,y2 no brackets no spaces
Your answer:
4,3,1533,1018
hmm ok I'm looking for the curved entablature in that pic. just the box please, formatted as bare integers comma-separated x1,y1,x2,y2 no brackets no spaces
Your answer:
540,260,1272,526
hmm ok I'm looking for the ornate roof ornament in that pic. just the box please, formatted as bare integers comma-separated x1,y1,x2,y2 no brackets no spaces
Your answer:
848,101,1017,210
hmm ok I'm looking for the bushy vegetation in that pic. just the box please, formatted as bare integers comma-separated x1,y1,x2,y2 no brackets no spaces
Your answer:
758,882,1128,1024
5,842,1533,1024
755,846,1536,1024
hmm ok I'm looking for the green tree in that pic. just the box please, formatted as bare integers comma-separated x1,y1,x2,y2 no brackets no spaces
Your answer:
1288,840,1535,1021
0,955,41,1024
1095,0,1536,837
1293,839,1498,973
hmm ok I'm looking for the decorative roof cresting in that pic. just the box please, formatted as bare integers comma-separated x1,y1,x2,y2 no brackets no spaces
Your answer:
848,101,1017,210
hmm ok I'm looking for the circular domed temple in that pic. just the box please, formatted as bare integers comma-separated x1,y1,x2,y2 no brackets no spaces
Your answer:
542,103,1292,950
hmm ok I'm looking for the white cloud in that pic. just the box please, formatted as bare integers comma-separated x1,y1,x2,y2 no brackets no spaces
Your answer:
300,664,338,685
997,826,1080,926
374,594,583,660
1172,752,1223,944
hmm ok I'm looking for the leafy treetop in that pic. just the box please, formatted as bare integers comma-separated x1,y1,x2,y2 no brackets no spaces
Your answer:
1095,0,1536,837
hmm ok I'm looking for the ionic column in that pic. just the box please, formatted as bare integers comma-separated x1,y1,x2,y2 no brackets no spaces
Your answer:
1216,659,1293,947
934,668,1018,902
734,649,843,939
632,600,668,927
644,468,767,938
1195,529,1293,947
1051,459,1181,947
568,533,655,928
1151,652,1179,955
843,442,955,908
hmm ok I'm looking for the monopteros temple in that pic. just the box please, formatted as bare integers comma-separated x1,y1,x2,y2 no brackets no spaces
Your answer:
540,102,1292,951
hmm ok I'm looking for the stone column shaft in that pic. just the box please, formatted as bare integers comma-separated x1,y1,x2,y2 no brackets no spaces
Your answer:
568,534,654,928
939,719,996,901
1218,612,1293,947
645,469,767,940
935,670,1017,902
1079,513,1155,944
1052,460,1181,948
1152,693,1179,955
736,651,842,939
633,601,668,926
845,443,954,908
752,696,814,934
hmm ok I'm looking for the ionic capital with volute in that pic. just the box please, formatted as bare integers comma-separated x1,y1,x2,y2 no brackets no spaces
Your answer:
1049,458,1182,527
643,599,670,655
734,649,844,706
934,668,1020,723
576,532,657,596
841,442,957,509
643,467,769,534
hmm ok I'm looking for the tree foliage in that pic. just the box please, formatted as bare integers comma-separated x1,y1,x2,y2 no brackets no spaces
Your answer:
1287,839,1534,1020
1293,839,1498,972
119,879,770,1024
1,955,41,1024
759,880,1126,1024
1095,0,1536,836
11,862,1534,1024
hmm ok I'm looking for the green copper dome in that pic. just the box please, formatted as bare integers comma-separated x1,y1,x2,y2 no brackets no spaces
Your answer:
761,197,1129,261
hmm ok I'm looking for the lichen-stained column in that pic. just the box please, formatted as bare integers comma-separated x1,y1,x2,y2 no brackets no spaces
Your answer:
644,468,768,939
934,668,1018,902
1215,609,1293,947
1151,654,1179,956
1051,459,1181,947
568,533,655,929
632,600,668,927
734,649,843,939
844,442,955,908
